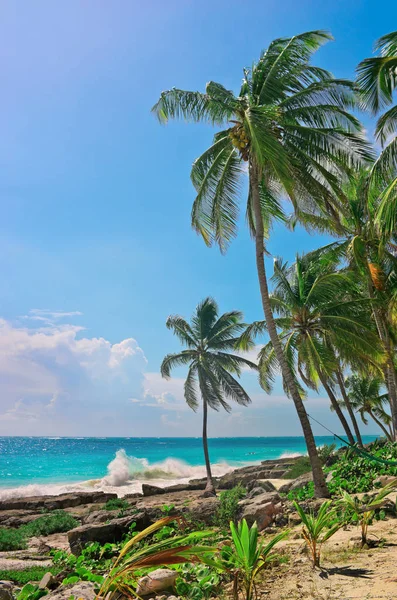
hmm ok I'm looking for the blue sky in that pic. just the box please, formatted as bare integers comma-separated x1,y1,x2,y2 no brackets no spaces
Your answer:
1,0,395,437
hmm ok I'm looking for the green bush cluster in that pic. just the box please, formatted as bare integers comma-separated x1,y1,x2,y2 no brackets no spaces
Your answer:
212,484,246,528
0,567,61,585
0,511,79,551
104,498,129,512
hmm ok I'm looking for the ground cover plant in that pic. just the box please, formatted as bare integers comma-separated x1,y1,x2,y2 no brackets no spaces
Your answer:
0,511,79,551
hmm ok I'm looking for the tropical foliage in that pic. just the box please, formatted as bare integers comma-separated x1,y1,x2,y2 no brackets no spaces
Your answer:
293,500,341,567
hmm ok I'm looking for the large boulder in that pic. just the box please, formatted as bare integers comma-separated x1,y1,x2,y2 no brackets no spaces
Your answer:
278,472,313,494
0,582,13,600
45,582,95,600
68,512,150,554
187,497,220,525
238,491,282,530
136,569,178,595
246,480,276,493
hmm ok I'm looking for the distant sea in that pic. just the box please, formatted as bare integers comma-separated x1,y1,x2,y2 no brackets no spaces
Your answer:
0,435,378,500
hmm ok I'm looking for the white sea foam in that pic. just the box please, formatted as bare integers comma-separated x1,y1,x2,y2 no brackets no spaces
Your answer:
0,449,235,500
279,451,305,458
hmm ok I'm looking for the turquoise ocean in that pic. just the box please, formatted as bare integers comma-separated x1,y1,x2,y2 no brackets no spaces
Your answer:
0,436,378,499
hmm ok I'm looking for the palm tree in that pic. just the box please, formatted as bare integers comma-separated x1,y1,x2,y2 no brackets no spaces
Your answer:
153,31,372,497
298,170,397,439
238,255,381,445
345,375,393,442
160,297,257,496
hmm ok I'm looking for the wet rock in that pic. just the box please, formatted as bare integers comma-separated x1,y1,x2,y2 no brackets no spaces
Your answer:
136,569,178,595
141,484,166,497
0,492,117,512
238,492,282,531
68,512,151,554
46,582,96,600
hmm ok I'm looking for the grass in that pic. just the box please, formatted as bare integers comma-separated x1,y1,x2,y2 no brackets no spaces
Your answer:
0,567,61,585
0,511,79,551
282,457,312,479
104,498,129,512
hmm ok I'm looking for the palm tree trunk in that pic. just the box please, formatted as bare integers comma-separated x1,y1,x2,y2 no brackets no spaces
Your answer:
250,163,329,498
368,409,393,442
319,372,355,445
336,368,363,448
202,398,216,496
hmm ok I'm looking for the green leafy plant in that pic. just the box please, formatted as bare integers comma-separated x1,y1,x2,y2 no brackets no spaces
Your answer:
0,527,28,551
97,517,216,599
0,567,61,586
338,480,397,547
16,584,47,600
287,481,315,502
283,457,312,480
221,519,288,600
104,498,129,512
160,503,175,515
175,564,222,600
22,511,79,537
293,500,341,567
213,485,246,528
317,444,337,465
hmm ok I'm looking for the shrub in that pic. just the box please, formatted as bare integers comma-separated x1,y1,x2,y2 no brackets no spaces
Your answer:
104,498,129,512
293,500,341,567
213,485,246,528
287,481,315,501
22,511,79,537
0,527,27,551
283,457,311,479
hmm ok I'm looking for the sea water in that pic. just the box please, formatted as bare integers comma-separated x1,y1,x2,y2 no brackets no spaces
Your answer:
0,435,377,500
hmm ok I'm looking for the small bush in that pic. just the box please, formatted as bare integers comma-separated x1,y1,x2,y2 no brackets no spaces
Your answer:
0,528,27,551
213,485,246,528
104,498,129,512
287,481,315,501
22,511,79,537
283,457,311,479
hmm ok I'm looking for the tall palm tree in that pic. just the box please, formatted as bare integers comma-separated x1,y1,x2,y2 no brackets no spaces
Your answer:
160,297,257,496
153,31,372,497
345,375,393,442
238,255,381,445
298,170,397,439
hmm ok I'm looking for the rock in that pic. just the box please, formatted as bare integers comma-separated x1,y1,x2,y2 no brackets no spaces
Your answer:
45,582,96,600
161,484,190,493
123,493,143,500
238,491,282,531
68,512,151,554
39,572,58,590
0,582,13,600
83,510,112,525
0,492,117,512
247,480,276,493
288,511,302,526
141,484,166,497
374,475,397,488
136,569,178,595
278,472,313,494
248,487,267,499
187,497,220,525
187,478,212,490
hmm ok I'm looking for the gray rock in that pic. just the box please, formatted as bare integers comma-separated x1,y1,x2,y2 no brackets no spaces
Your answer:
247,479,276,493
136,569,178,595
38,572,57,590
68,512,151,555
278,472,313,494
187,497,220,525
141,484,166,497
238,491,282,531
0,492,117,512
374,475,397,488
247,487,267,499
45,582,96,600
0,582,13,600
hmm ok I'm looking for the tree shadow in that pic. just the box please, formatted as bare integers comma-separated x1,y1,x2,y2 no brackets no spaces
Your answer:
319,566,373,580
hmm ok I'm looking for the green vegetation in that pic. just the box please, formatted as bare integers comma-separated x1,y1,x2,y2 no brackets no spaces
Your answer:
104,498,129,512
213,485,246,528
161,297,257,495
221,519,288,600
0,511,78,551
293,500,341,567
0,567,61,586
283,457,312,480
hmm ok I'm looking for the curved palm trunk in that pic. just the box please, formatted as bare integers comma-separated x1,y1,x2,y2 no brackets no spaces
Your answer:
202,398,216,496
335,369,363,448
250,164,329,498
319,372,355,445
368,409,393,442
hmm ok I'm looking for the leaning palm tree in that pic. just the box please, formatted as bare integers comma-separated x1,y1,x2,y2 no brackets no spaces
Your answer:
153,31,372,497
161,297,257,496
237,255,382,445
345,375,393,441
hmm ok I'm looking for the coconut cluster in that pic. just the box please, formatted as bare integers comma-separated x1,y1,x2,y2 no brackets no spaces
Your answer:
229,124,250,161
